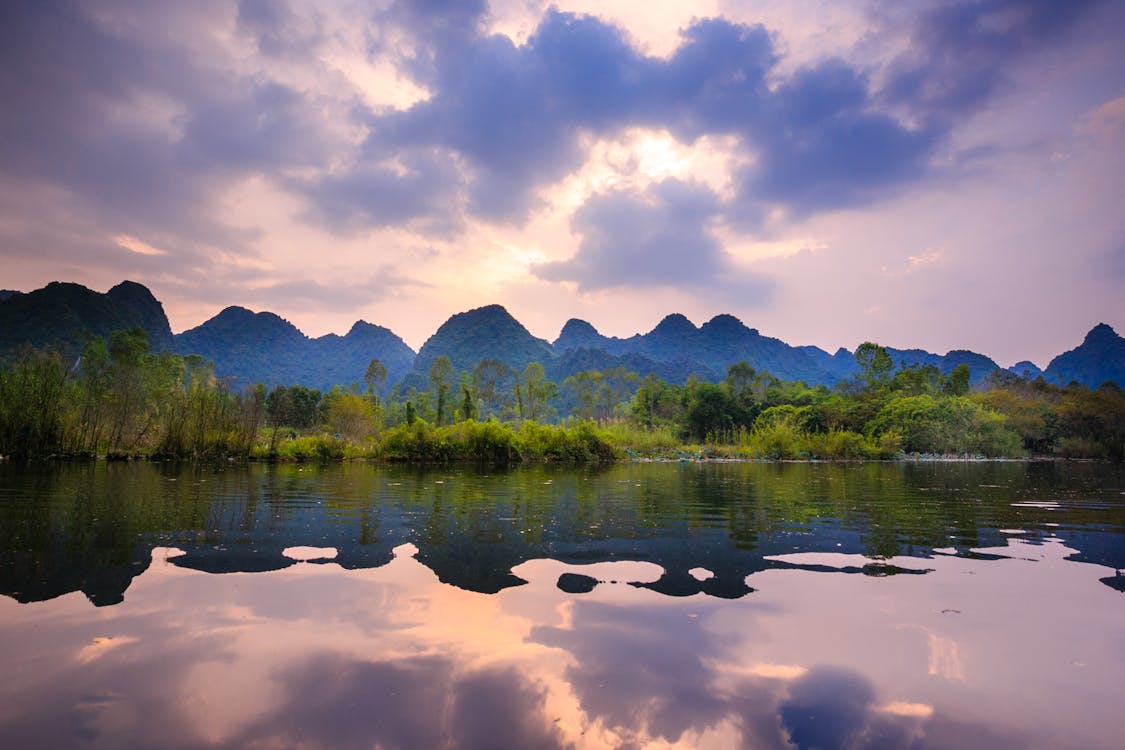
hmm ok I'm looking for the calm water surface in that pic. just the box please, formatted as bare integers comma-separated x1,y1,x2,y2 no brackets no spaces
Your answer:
1,460,1123,749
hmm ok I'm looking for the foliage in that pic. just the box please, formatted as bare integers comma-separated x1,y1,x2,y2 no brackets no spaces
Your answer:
2,329,1123,463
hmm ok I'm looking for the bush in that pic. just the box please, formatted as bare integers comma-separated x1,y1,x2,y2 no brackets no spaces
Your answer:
264,434,349,461
517,421,616,462
599,421,680,456
379,421,454,462
1057,437,1108,459
746,420,804,459
806,429,871,460
448,419,522,462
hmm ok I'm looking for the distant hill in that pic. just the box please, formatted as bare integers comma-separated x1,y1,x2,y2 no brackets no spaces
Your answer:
174,307,414,391
558,314,867,385
880,347,1000,385
4,279,1122,394
1043,324,1125,388
411,304,555,377
0,280,173,359
1008,361,1043,379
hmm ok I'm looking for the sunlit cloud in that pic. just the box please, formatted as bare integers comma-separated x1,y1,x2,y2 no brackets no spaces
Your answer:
75,635,140,664
880,700,935,718
114,235,167,257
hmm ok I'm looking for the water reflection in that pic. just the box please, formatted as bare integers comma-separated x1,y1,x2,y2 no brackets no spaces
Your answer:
1,461,1124,748
2,461,1123,607
1,535,1120,749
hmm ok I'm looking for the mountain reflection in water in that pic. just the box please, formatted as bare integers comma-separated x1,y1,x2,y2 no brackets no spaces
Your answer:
0,460,1122,749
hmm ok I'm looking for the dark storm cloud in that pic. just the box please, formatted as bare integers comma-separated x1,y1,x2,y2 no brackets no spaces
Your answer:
533,179,772,301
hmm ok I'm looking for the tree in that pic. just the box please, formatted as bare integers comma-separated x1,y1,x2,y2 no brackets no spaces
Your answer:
942,364,971,396
563,370,602,421
460,386,476,421
516,362,556,422
266,385,294,453
472,359,510,418
324,388,377,440
631,375,684,428
105,327,151,449
287,385,322,428
684,382,737,441
725,361,756,400
364,358,388,405
429,355,453,426
855,342,893,390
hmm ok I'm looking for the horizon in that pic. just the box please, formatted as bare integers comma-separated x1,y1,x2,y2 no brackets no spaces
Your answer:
2,1,1123,367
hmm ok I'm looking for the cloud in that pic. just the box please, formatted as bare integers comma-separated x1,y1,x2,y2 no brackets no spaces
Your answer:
533,179,773,302
236,0,324,58
0,0,339,279
882,0,1103,124
356,2,1091,232
293,148,466,235
230,652,568,750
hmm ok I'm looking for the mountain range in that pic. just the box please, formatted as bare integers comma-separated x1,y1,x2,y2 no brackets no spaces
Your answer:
1,280,1122,392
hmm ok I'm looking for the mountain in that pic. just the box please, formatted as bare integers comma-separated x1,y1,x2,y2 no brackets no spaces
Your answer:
1043,324,1125,388
545,347,716,386
881,347,1000,385
310,321,416,391
1008,361,1043,379
554,318,627,354
0,280,173,359
411,304,555,378
554,313,848,384
174,307,415,391
4,279,1119,394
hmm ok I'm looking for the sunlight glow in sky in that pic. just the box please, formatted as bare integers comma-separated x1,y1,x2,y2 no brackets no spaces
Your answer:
1,0,1123,365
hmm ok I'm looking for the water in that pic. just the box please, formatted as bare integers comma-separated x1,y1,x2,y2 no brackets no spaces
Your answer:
1,460,1123,749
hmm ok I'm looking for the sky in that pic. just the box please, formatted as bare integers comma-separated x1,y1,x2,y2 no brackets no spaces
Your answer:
1,0,1123,367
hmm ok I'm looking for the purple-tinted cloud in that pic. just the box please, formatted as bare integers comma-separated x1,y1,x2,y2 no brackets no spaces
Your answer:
0,0,1116,330
883,0,1102,124
534,179,773,303
0,0,337,272
236,0,323,58
349,1,1108,234
292,148,465,235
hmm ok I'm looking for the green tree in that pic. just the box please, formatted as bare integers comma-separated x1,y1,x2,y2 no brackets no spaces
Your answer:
266,385,294,453
855,342,893,390
942,364,971,396
460,386,477,421
364,358,388,405
516,362,556,422
324,388,378,440
684,381,738,441
563,370,603,421
472,359,510,419
429,355,454,426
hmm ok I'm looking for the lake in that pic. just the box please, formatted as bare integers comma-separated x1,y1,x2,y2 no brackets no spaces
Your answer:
1,460,1123,749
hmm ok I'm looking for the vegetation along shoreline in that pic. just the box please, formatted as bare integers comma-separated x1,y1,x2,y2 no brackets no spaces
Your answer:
2,325,1121,464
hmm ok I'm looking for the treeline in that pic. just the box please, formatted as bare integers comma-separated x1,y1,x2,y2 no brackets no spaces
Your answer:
1,329,1122,461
